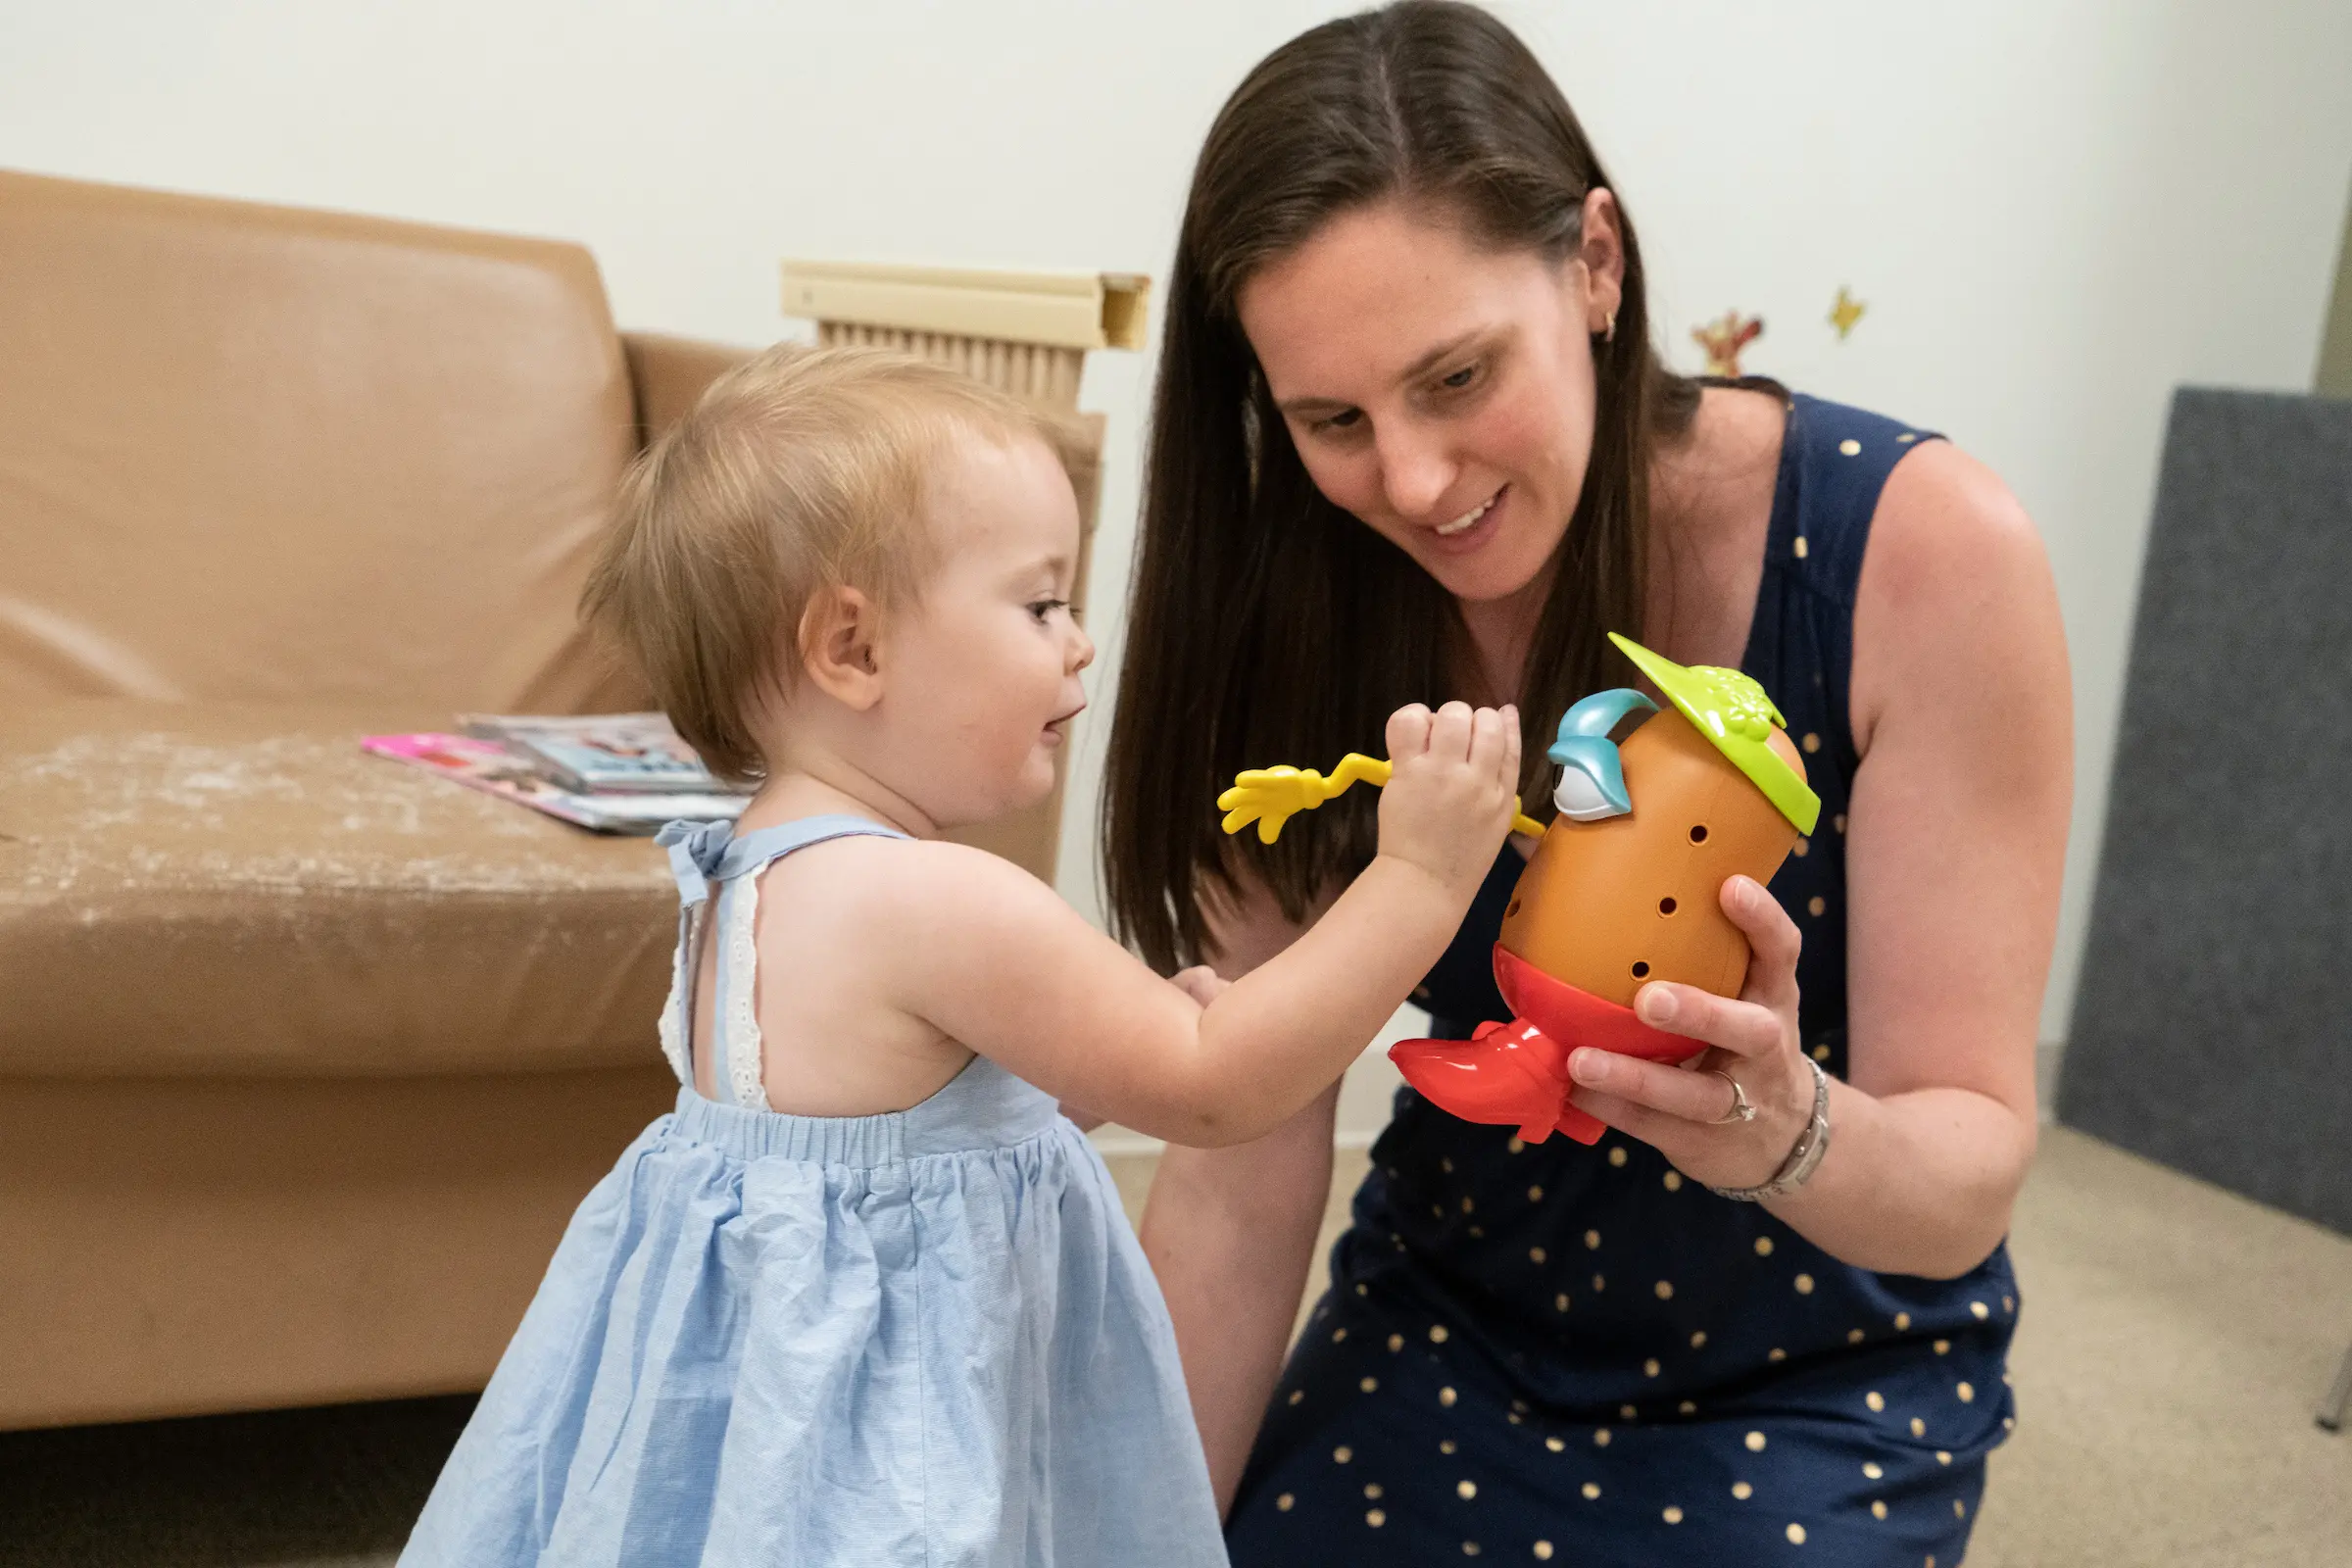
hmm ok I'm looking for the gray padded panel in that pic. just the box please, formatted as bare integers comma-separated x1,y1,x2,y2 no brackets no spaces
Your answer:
2058,388,2352,1235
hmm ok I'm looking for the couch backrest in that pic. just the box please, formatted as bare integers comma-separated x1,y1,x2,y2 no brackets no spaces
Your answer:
0,169,636,710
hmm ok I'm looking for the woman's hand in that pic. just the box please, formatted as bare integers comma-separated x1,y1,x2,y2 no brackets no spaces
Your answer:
1561,873,1812,1190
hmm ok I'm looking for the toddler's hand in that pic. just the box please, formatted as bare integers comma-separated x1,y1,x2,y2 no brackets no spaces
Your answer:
1168,965,1229,1009
1375,702,1521,896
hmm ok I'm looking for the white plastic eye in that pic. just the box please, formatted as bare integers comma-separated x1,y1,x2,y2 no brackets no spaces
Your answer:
1553,767,1630,822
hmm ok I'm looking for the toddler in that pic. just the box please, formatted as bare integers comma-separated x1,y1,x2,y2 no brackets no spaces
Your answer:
400,345,1519,1566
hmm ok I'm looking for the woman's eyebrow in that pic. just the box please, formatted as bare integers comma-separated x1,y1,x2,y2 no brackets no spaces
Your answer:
1272,328,1492,416
1396,328,1489,382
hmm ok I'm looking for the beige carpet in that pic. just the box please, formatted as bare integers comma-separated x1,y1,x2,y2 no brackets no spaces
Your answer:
3,1126,2345,1566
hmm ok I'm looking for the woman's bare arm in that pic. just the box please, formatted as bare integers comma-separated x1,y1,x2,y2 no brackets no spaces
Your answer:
1793,439,2069,1270
1562,440,2069,1277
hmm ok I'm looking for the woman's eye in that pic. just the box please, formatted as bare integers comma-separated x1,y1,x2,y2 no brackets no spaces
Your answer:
1439,364,1479,391
1313,408,1364,433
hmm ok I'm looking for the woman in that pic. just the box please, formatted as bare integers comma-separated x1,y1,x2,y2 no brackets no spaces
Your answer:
1104,5,2072,1564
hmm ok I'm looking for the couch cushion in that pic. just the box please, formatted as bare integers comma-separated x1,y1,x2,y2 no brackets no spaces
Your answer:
0,170,636,712
0,701,677,1076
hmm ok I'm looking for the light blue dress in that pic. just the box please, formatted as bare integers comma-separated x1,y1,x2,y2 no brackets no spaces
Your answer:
401,814,1228,1567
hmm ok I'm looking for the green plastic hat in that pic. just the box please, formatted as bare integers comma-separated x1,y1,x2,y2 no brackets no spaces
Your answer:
1607,632,1821,836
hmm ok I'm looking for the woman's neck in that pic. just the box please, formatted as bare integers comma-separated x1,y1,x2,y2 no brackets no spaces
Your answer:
1454,564,1555,708
1642,385,1785,670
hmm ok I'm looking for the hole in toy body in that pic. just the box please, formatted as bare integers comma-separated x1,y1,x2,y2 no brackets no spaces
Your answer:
1631,961,1651,979
1658,898,1678,916
1689,825,1709,844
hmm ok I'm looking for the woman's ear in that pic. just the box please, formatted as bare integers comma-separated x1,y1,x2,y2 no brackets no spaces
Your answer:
1576,186,1626,335
798,585,885,710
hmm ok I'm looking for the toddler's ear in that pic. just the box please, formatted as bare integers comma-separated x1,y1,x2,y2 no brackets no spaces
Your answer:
799,586,885,710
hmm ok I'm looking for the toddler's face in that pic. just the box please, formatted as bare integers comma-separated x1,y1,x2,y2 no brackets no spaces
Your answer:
883,431,1093,827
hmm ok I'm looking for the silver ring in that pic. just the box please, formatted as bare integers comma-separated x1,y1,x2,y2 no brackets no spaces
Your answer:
1708,1070,1756,1125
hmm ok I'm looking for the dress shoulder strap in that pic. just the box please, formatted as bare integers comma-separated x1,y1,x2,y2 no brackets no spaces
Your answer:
1764,393,1942,610
652,813,909,1103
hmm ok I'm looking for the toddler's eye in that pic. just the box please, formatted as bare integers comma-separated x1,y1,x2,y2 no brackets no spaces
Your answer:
1028,598,1070,622
1439,364,1479,391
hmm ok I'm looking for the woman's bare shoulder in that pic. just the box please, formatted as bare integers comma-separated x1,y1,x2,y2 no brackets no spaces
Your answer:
1851,437,2064,754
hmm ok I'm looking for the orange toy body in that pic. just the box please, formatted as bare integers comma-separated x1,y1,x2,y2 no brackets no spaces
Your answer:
1500,715,1804,1004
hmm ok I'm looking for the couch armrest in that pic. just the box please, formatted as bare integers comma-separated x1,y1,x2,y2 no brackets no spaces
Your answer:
621,332,759,446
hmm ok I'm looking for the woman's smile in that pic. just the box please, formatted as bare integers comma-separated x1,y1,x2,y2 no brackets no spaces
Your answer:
1425,483,1507,554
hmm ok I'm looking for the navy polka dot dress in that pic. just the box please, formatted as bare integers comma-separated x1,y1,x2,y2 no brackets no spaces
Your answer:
1225,395,2020,1567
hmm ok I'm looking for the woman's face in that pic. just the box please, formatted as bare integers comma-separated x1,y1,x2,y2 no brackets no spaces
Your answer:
1237,196,1622,605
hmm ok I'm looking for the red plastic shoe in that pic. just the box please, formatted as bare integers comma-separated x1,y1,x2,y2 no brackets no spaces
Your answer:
1388,947,1705,1146
1389,1019,1576,1145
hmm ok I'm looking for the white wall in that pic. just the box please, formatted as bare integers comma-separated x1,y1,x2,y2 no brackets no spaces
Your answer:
8,0,2351,1049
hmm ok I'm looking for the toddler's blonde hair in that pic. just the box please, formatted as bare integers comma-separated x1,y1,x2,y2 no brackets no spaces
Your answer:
585,343,1071,784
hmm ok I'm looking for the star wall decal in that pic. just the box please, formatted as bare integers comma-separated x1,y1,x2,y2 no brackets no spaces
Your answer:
1829,285,1866,341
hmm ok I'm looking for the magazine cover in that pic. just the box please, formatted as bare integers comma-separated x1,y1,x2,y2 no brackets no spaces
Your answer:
363,733,746,834
457,711,727,795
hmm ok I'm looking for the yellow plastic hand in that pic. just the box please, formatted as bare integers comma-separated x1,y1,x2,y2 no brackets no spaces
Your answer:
1217,753,1545,844
1217,753,1391,844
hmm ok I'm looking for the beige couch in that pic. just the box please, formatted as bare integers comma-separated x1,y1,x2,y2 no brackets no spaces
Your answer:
0,171,1092,1430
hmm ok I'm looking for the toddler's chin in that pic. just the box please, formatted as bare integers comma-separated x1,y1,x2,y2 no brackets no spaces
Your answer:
1008,756,1059,811
921,760,1057,837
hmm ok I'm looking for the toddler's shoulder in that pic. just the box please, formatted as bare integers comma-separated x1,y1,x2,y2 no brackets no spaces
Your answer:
788,832,1071,929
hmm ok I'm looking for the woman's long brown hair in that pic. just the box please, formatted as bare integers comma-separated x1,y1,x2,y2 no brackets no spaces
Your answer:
1103,0,1698,970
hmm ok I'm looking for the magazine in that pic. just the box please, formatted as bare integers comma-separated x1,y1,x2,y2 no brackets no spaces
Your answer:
363,733,745,835
457,711,724,795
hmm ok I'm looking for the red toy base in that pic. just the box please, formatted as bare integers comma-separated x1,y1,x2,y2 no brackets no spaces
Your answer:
1388,947,1705,1145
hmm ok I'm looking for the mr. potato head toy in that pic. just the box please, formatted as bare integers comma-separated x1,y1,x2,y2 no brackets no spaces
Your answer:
1218,633,1819,1148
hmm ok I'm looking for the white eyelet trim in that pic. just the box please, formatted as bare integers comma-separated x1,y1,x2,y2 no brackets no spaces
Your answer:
722,877,769,1110
655,902,700,1088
